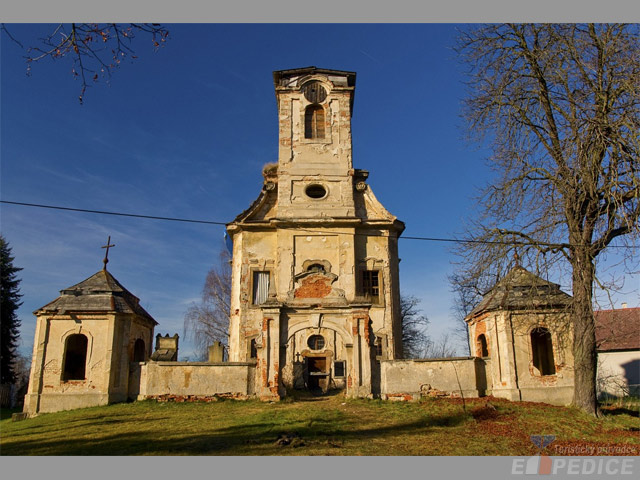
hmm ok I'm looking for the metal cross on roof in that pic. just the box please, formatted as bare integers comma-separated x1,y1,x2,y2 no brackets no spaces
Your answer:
101,236,115,270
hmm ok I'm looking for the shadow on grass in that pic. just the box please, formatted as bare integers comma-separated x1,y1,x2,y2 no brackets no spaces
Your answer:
1,410,470,455
600,406,639,418
5,415,172,440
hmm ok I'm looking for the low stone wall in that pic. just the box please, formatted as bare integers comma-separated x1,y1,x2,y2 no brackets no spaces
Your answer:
133,361,256,400
380,357,489,401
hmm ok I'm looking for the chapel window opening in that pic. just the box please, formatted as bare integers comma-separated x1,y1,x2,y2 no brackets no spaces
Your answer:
307,334,325,350
305,105,325,139
133,338,146,362
252,271,271,305
531,327,556,376
476,334,489,357
62,334,88,381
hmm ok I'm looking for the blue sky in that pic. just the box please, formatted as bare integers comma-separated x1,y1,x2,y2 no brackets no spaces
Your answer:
2,24,638,360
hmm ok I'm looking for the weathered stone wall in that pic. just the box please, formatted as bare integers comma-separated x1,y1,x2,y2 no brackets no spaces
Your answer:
468,311,575,405
135,362,256,399
380,357,489,401
24,312,155,415
24,314,117,414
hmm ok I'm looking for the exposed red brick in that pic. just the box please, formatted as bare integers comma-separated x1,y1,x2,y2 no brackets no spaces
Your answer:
294,276,332,298
363,318,372,344
387,393,413,401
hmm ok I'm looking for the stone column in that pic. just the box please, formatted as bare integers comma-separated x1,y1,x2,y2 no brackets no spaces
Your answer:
258,307,282,400
491,313,521,401
347,312,372,398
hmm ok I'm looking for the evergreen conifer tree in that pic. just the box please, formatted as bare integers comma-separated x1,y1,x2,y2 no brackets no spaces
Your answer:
1,235,23,384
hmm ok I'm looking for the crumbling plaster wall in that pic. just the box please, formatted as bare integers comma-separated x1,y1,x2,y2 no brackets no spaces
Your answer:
25,314,116,413
468,310,574,405
380,357,489,401
24,312,155,414
280,316,350,390
229,225,399,361
136,362,256,399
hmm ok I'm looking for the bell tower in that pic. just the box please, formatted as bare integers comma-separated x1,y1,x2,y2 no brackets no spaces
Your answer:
227,67,404,399
273,67,357,218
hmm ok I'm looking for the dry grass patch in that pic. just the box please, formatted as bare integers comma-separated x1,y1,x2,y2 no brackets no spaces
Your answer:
1,395,637,456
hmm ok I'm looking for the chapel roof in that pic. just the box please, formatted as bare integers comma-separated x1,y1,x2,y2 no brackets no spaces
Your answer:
466,266,572,320
595,308,640,352
35,269,157,324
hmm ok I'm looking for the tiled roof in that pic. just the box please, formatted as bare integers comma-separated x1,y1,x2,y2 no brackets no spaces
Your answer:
595,308,640,352
467,266,572,319
35,269,157,324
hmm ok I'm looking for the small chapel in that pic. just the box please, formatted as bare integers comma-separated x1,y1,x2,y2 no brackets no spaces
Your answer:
23,242,157,414
23,67,583,415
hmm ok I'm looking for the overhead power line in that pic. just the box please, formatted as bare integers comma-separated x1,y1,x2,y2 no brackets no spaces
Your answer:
0,200,227,226
0,200,635,249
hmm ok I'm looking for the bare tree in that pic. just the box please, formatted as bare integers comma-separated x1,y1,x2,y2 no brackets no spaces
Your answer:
1,23,169,104
12,353,31,408
423,332,459,359
456,24,640,415
400,295,431,358
449,271,480,356
183,249,231,361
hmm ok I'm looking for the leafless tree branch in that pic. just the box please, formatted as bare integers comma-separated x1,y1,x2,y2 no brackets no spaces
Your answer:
2,23,169,104
453,23,640,415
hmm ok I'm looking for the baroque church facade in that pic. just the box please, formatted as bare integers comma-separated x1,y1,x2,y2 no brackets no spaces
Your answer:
23,67,581,415
226,67,405,398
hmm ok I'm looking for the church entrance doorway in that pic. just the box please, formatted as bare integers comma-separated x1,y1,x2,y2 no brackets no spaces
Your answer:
306,356,328,393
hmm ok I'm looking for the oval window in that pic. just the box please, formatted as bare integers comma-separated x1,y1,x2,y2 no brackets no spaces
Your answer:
307,335,325,350
305,184,327,199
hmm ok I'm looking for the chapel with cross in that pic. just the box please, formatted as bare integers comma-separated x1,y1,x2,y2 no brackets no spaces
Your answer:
23,237,158,414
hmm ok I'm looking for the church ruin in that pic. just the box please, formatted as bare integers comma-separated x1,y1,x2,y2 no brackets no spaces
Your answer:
226,67,405,399
23,67,582,415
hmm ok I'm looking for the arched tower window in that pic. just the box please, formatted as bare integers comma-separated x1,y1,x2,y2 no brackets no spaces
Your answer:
133,338,146,362
305,105,325,139
476,334,489,357
531,327,556,376
62,334,88,381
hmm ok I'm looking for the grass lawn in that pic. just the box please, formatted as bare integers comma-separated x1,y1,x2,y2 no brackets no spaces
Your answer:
1,393,638,455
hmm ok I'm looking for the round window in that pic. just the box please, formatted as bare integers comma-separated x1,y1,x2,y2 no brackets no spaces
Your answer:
305,184,327,199
302,81,327,103
307,335,325,350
